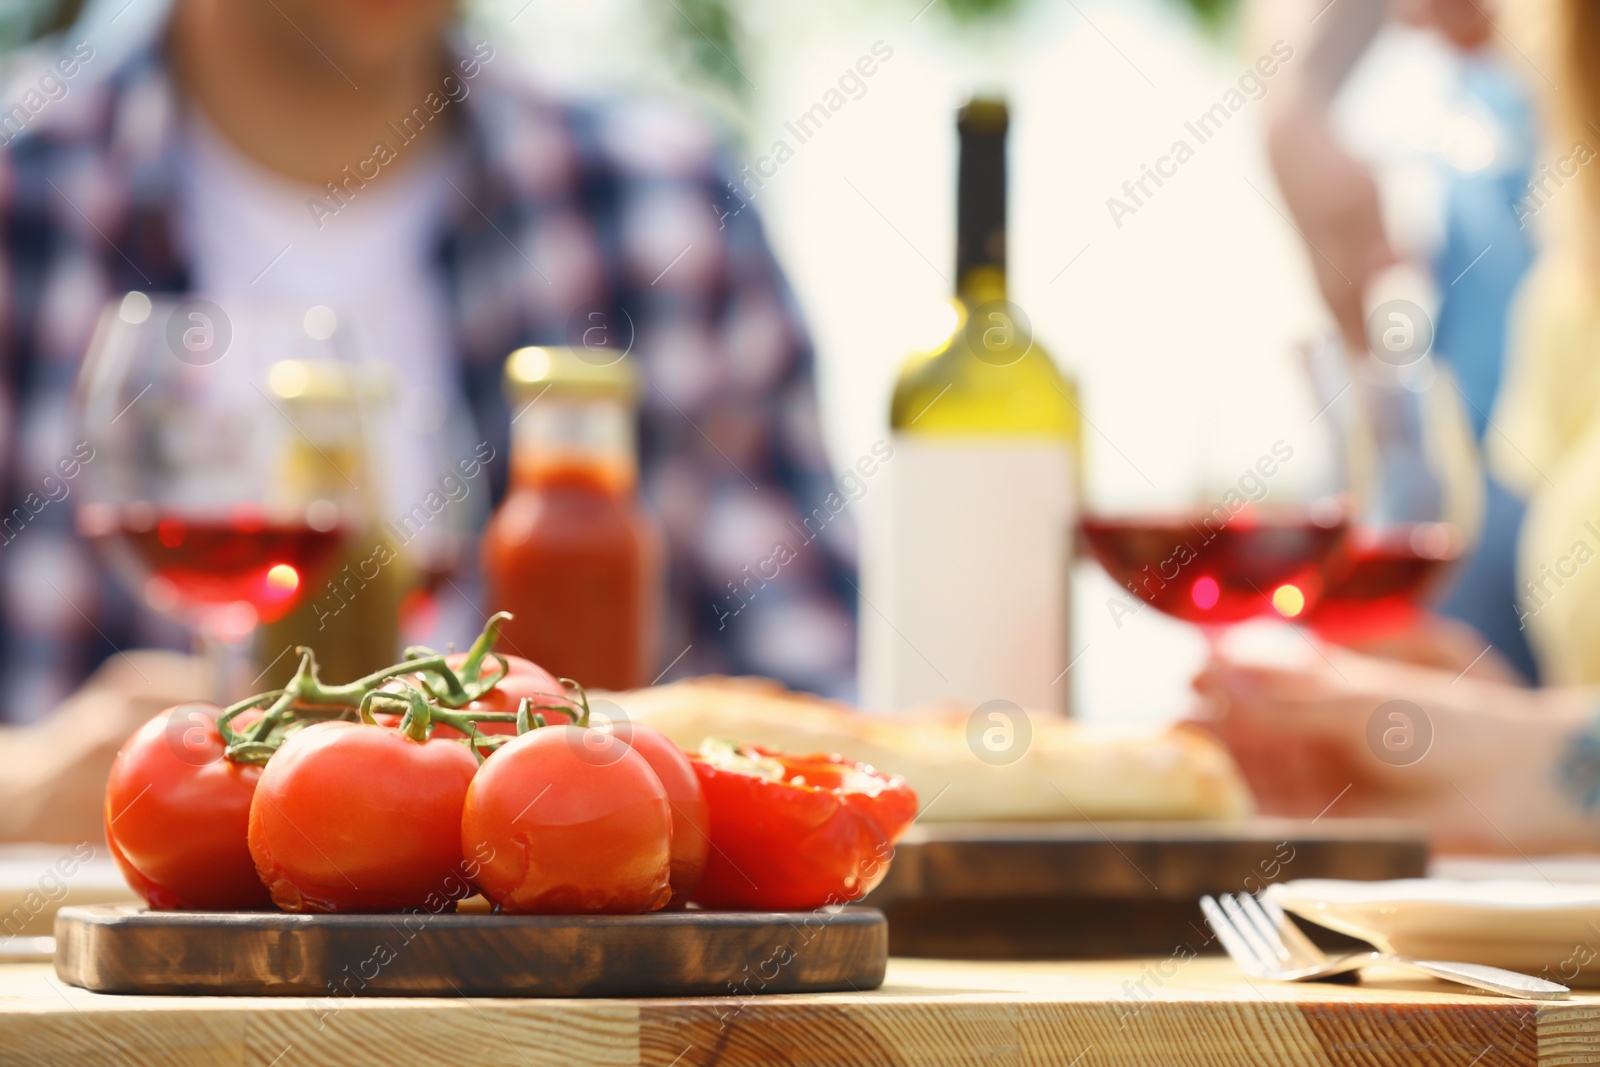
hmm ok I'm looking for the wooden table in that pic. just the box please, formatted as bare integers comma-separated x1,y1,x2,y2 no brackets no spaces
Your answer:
2,957,1593,1065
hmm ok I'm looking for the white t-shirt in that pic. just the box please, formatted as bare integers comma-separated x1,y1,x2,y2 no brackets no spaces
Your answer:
174,111,474,539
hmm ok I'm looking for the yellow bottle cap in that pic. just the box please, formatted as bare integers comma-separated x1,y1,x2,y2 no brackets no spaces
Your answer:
504,346,638,400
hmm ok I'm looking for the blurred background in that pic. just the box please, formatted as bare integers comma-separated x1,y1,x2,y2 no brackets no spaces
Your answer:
0,0,1549,724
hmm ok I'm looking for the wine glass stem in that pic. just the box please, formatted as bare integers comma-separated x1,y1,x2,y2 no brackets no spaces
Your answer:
196,614,255,704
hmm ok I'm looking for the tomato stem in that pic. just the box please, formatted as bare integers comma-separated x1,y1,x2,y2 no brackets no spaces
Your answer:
559,679,591,728
396,688,433,744
216,611,578,765
465,721,489,764
455,611,512,684
216,689,285,748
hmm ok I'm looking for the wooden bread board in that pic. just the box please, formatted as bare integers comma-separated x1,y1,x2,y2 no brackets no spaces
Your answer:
54,904,886,997
867,818,1428,959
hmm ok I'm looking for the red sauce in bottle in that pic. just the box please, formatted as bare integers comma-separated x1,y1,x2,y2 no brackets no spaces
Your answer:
482,349,663,690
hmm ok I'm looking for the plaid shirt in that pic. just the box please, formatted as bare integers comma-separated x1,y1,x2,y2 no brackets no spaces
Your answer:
0,30,858,721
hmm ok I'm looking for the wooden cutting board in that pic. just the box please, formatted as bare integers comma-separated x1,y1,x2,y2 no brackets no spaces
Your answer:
54,904,886,997
868,818,1428,959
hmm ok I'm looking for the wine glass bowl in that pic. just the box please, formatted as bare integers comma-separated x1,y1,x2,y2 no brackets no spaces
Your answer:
75,294,367,691
1079,329,1481,642
1078,346,1352,633
81,502,345,631
1299,521,1465,639
1297,338,1483,641
1080,504,1349,627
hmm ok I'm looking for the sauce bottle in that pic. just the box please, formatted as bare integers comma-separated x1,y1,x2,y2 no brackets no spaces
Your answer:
482,347,663,690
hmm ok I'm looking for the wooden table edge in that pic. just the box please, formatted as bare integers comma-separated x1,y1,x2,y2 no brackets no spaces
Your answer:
2,956,1595,1065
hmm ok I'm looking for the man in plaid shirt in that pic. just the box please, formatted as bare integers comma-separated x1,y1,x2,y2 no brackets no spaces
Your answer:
0,0,856,839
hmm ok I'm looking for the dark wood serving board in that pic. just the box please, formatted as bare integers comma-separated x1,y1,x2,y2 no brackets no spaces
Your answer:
54,904,885,998
866,818,1428,959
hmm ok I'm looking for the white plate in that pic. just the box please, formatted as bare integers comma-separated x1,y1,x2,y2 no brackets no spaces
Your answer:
1267,878,1600,984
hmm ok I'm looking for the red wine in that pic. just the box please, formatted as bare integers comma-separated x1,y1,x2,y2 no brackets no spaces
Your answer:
84,507,345,623
1302,524,1460,639
1081,511,1346,625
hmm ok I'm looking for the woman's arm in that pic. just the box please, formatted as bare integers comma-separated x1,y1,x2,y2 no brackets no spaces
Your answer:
1257,0,1396,355
1194,642,1600,853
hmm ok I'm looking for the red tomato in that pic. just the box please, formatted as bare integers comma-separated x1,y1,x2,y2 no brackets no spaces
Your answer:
248,721,479,912
609,722,708,905
690,747,918,911
450,652,568,715
408,653,571,740
104,705,271,910
461,725,672,914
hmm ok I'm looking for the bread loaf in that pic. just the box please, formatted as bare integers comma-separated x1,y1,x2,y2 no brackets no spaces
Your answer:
601,677,1253,822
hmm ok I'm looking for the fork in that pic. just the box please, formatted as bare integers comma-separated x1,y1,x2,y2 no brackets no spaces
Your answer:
1200,892,1569,1000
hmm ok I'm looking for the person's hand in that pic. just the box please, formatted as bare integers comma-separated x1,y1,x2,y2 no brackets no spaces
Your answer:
1330,612,1524,685
1193,644,1437,823
1266,110,1398,355
0,651,208,845
1191,641,1590,853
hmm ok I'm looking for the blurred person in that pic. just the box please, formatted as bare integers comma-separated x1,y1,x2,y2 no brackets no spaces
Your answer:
1257,0,1540,680
1206,0,1600,852
0,0,856,842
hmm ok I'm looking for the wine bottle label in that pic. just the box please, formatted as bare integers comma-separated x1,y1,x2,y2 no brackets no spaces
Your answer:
859,436,1074,715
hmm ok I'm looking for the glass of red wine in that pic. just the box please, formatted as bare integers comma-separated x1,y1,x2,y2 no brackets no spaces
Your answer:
75,293,369,699
1296,335,1482,642
1079,345,1352,641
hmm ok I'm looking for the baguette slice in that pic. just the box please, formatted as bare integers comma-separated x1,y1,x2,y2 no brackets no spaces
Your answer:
600,677,1253,823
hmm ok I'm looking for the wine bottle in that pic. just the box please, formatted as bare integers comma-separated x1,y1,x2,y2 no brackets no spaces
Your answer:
860,97,1081,715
